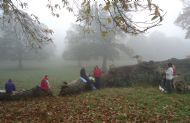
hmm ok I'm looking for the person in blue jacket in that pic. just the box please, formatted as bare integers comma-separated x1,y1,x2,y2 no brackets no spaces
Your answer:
5,79,16,94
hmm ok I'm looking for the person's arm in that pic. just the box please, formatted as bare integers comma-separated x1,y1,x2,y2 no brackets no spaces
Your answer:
46,80,50,88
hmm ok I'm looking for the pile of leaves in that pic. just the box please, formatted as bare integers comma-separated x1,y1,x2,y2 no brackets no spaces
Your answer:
0,88,190,123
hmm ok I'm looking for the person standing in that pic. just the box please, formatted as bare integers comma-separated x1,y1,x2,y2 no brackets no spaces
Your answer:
165,63,174,93
5,79,16,94
172,65,176,76
93,65,102,89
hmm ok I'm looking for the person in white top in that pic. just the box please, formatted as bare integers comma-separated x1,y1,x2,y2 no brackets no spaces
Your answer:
165,63,174,93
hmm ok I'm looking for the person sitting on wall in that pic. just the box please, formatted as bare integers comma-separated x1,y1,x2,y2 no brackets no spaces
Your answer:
40,75,50,90
5,79,16,94
80,67,96,90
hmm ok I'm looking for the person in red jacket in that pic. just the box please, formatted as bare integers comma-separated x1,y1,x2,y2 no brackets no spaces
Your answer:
40,75,50,91
93,65,102,89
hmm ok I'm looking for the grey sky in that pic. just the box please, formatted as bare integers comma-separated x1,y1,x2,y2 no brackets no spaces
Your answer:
20,0,189,58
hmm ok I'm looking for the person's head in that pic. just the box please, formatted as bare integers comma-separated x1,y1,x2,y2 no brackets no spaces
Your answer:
82,64,87,68
81,67,85,70
44,75,48,79
168,63,172,68
94,65,98,69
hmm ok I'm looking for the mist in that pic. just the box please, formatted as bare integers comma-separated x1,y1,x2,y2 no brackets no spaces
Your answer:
126,31,190,61
0,0,190,71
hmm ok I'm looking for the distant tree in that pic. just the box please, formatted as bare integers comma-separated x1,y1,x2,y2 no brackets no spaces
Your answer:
175,0,190,39
0,28,54,69
0,28,25,69
127,31,187,61
63,24,134,72
0,0,164,47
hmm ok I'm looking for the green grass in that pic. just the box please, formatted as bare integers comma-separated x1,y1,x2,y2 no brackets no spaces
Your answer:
0,61,190,122
0,61,96,95
0,65,80,91
70,87,190,122
0,87,190,122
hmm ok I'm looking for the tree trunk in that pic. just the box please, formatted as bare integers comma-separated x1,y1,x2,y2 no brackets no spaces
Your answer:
17,49,23,69
18,58,23,69
59,79,87,96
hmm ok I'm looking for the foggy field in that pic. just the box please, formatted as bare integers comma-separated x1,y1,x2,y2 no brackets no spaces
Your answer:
0,57,137,93
0,61,83,93
1,0,190,122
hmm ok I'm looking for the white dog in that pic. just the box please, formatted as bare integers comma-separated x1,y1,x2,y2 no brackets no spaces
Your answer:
159,85,166,93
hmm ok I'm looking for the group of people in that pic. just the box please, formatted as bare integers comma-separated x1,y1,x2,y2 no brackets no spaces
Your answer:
161,63,177,93
3,75,51,94
3,65,103,94
80,65,103,90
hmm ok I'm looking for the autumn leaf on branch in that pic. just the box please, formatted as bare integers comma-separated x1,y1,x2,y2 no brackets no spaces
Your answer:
63,0,165,34
0,0,165,47
0,0,53,48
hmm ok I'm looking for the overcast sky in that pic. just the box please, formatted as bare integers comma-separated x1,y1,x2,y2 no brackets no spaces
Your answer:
21,0,189,57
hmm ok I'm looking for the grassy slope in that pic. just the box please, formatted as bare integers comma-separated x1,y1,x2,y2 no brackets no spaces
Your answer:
0,62,190,122
0,88,190,123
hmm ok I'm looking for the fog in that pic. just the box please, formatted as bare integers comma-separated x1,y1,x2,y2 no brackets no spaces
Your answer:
0,0,190,70
127,32,190,61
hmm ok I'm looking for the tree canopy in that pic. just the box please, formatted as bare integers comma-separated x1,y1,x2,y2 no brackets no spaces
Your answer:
63,23,134,71
0,0,164,47
175,0,190,39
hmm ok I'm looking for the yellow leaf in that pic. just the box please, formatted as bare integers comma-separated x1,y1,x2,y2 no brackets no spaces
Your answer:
101,31,108,37
103,1,110,11
103,5,110,11
81,0,86,6
107,18,112,23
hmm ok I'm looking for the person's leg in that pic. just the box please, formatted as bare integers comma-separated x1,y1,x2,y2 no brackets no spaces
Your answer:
94,77,98,88
162,78,166,90
85,77,96,90
95,77,100,89
171,79,175,92
97,77,101,89
166,80,172,93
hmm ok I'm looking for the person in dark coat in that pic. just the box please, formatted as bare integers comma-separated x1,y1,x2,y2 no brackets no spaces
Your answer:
80,67,96,90
5,79,16,94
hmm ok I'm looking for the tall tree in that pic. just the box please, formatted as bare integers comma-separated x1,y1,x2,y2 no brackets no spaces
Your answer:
175,0,190,38
63,24,134,72
0,0,164,47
